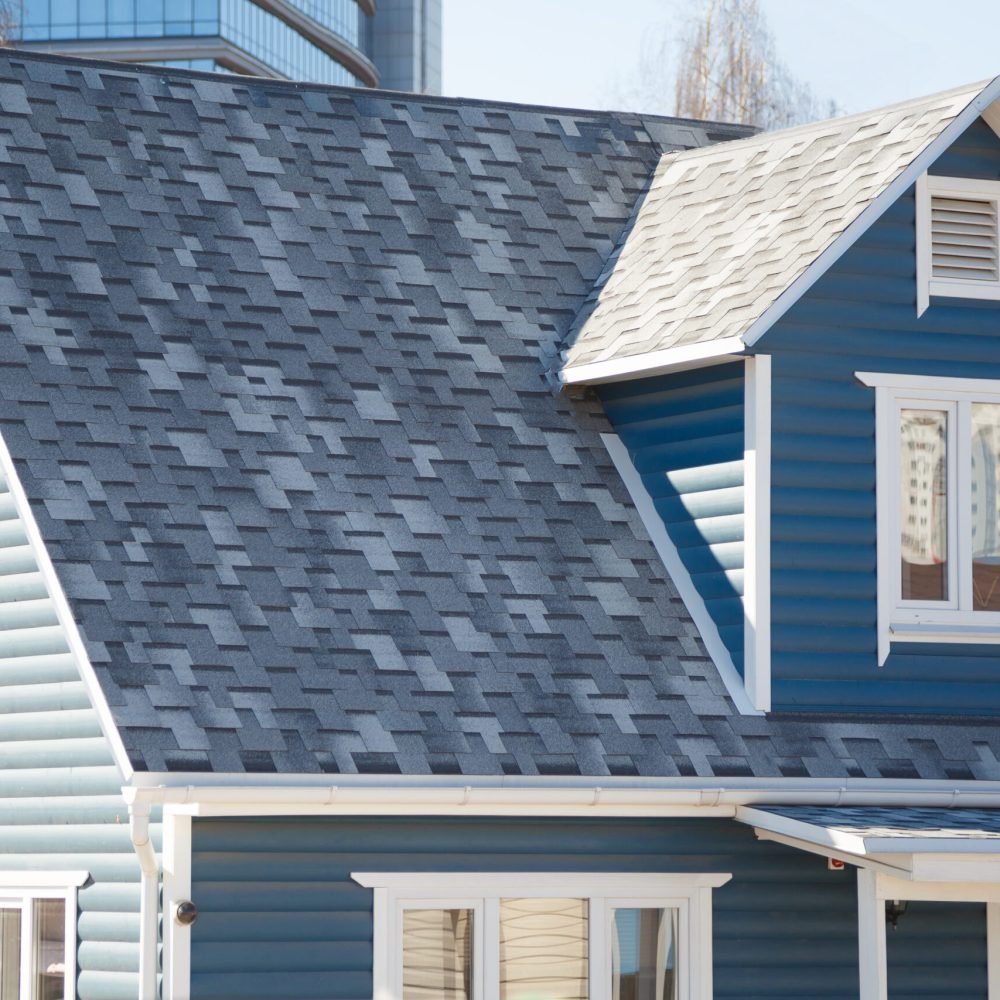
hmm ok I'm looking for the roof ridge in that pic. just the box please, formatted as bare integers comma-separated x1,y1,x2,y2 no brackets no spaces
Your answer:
1,46,753,132
653,77,994,167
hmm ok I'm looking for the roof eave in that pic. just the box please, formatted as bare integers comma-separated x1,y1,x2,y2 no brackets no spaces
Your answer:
558,336,746,387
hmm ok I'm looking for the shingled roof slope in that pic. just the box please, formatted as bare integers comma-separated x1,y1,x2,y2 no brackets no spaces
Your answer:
560,80,993,377
5,53,1000,781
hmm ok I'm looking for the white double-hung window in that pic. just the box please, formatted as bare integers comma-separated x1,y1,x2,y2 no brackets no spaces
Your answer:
861,372,1000,661
353,872,730,1000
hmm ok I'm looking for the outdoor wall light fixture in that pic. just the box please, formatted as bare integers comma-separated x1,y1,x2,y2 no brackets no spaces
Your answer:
884,898,907,929
175,900,198,926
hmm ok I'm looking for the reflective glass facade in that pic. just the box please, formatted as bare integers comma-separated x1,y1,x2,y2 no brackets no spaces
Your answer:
17,0,368,85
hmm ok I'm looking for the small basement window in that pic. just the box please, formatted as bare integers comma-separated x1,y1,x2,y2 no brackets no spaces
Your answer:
916,174,1000,314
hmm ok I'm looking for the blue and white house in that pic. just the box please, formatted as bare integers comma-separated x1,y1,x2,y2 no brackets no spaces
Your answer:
3,48,1000,1000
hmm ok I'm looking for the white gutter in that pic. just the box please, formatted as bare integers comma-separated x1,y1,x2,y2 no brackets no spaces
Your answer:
127,800,158,1000
125,775,1000,817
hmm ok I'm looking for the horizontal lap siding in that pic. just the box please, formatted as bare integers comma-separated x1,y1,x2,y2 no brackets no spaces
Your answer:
764,118,1000,714
599,364,745,674
0,469,141,999
887,901,987,999
191,816,861,1000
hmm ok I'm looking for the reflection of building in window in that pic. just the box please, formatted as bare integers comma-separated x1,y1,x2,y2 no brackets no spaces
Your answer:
900,409,948,600
971,403,1000,609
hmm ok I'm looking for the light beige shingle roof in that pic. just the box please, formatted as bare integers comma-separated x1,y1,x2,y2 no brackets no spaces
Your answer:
561,79,999,381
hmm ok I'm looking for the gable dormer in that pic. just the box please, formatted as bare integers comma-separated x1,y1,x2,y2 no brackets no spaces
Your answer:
559,79,1000,720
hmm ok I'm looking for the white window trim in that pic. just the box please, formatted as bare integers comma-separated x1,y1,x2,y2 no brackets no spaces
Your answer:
353,871,731,1000
860,371,1000,662
916,173,1000,316
0,871,87,1000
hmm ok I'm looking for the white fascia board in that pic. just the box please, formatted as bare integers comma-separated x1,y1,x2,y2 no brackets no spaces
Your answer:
737,805,869,856
743,78,1000,350
558,337,745,385
0,430,133,781
600,432,761,716
752,829,913,878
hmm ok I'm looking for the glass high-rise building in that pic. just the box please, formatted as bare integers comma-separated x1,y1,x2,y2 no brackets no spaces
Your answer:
11,0,441,93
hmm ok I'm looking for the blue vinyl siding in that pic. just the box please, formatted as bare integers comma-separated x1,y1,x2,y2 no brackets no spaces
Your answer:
599,364,745,674
887,901,987,999
762,117,1000,714
0,467,142,999
189,816,987,999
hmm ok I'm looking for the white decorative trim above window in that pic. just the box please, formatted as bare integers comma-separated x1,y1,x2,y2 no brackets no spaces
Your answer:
859,371,1000,663
0,871,86,1000
353,871,731,1000
916,173,1000,315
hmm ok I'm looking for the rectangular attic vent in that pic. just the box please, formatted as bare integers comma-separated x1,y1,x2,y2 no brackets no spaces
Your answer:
917,174,1000,314
930,195,998,281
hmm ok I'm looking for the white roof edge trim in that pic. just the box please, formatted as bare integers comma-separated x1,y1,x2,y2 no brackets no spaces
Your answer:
0,429,133,781
351,872,732,892
559,337,745,385
737,805,870,855
601,432,762,716
741,75,1000,350
124,779,1000,818
740,806,1000,857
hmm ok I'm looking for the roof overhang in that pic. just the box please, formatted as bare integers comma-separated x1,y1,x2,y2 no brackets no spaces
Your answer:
740,805,1000,883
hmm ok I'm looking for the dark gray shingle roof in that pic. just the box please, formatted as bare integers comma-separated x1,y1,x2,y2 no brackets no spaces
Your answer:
4,53,1000,781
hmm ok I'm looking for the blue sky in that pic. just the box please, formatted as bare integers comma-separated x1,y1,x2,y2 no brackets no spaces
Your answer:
442,1,1000,116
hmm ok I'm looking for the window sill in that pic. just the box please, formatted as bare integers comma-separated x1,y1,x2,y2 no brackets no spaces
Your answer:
889,622,1000,646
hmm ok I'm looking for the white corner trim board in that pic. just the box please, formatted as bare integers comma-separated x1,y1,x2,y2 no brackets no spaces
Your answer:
601,432,763,717
161,811,192,1000
743,355,772,712
0,429,133,780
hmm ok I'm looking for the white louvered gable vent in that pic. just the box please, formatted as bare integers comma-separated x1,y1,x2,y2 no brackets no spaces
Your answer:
930,195,998,280
918,174,1000,314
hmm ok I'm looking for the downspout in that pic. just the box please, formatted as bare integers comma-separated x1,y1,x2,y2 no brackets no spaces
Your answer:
129,801,159,1000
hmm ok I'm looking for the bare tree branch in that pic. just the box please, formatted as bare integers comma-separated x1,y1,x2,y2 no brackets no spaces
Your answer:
613,0,839,130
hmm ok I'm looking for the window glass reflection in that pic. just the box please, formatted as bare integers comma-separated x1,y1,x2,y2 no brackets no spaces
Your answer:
403,909,473,1000
612,908,678,1000
18,0,363,84
0,908,20,1000
900,408,948,601
33,899,65,1000
500,898,588,1000
971,402,1000,610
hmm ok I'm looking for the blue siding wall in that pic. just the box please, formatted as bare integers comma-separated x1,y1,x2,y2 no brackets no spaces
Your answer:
599,364,745,673
762,118,1000,713
887,901,987,999
189,816,987,999
0,466,142,999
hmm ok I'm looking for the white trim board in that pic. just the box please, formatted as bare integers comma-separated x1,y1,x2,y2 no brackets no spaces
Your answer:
0,429,133,780
743,355,772,711
559,337,745,385
601,432,762,716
